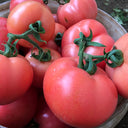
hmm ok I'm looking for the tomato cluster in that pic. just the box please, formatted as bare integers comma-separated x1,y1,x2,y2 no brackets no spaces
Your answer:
0,0,127,128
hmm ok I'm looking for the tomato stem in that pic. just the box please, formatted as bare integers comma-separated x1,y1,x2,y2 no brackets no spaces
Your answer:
1,21,51,61
74,31,124,75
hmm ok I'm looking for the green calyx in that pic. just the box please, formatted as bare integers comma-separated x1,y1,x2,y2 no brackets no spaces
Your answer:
74,30,124,75
1,21,51,62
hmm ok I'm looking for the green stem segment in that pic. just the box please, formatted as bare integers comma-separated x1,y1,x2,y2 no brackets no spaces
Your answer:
1,21,51,62
74,31,124,75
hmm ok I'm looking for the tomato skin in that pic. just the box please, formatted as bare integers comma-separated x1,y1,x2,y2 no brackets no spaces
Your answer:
0,17,8,51
0,55,33,105
105,33,128,98
61,19,115,69
43,57,118,128
7,1,55,48
0,87,38,128
25,47,61,88
0,17,7,28
10,0,44,11
57,0,97,28
34,96,72,128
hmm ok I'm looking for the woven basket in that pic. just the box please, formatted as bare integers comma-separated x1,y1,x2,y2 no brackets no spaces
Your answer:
0,0,128,128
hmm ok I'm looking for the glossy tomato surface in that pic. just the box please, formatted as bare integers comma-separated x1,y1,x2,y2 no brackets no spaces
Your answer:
43,57,118,128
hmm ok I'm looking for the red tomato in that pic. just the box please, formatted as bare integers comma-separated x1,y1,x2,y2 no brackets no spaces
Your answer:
0,87,38,128
0,54,33,105
0,17,8,51
46,23,66,52
43,57,118,128
34,96,72,128
106,33,128,98
0,17,7,28
10,0,44,11
7,1,55,48
61,19,115,69
57,0,97,28
25,46,61,88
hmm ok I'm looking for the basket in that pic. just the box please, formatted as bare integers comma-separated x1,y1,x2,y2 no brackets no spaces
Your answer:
0,0,128,128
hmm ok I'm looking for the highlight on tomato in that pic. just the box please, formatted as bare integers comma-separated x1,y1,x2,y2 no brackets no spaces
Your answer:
57,0,98,28
7,1,55,48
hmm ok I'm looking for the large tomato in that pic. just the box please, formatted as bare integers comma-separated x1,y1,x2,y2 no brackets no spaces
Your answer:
61,19,115,69
7,1,55,48
57,0,97,28
43,57,118,128
106,33,128,98
25,46,61,88
9,0,44,11
0,87,38,128
0,54,33,105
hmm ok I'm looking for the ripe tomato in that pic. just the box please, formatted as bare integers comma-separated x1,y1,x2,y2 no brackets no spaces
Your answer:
9,0,44,11
34,96,72,128
7,1,55,48
0,87,38,128
25,46,61,88
0,17,7,27
106,33,128,98
57,0,97,28
43,57,118,128
0,54,33,105
0,17,8,51
46,23,66,52
61,19,115,69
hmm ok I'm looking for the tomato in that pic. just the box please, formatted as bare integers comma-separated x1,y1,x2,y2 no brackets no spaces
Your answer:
10,0,44,11
25,46,61,88
0,87,38,128
61,19,115,69
43,57,118,128
46,22,66,52
0,54,33,105
105,33,128,98
0,17,7,28
57,0,97,28
7,1,55,48
0,17,8,51
34,96,72,128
